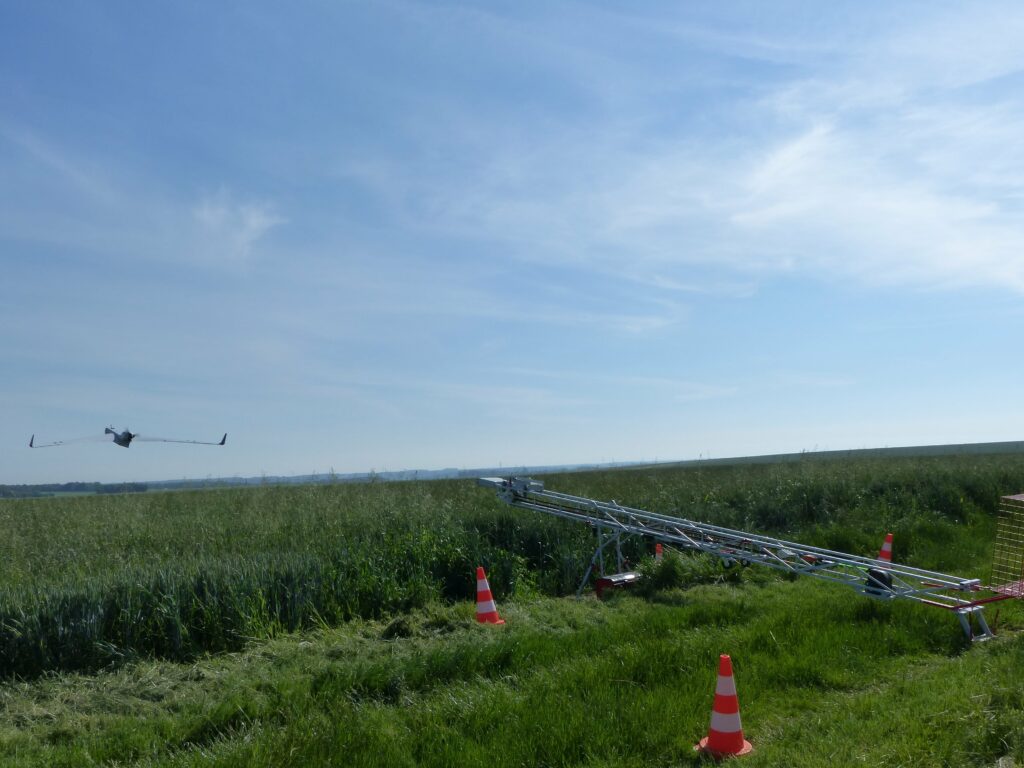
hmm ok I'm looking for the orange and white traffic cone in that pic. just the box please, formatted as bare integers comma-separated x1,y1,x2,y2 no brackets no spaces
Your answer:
475,566,505,625
655,542,663,562
878,533,893,564
695,654,753,758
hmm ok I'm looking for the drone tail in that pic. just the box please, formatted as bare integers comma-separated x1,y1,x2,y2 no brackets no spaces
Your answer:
29,435,34,448
219,433,227,446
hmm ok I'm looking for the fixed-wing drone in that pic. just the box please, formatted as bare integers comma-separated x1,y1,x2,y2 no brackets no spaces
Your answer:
29,427,227,449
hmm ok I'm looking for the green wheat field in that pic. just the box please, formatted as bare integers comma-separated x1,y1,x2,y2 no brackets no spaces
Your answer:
3,453,1024,766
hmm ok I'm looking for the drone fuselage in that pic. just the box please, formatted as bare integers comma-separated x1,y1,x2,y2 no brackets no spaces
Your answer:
105,427,135,448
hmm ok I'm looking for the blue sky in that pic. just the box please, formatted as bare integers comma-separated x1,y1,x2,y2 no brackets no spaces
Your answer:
4,1,1024,484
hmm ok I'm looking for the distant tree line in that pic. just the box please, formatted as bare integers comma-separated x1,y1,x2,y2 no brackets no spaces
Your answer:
0,482,148,499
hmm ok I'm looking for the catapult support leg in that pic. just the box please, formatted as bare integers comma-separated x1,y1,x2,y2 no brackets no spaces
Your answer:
577,529,610,597
957,606,995,642
577,528,627,597
974,609,994,640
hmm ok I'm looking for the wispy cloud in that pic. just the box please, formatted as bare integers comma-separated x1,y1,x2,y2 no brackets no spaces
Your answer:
727,110,1024,290
192,189,286,265
860,3,1024,93
0,123,118,204
331,2,1024,296
0,125,285,269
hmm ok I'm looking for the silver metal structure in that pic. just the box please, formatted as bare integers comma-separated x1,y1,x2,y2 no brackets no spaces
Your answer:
478,476,1014,641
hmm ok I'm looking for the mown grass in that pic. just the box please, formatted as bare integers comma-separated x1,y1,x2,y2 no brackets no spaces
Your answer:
0,580,1021,767
2,453,1024,679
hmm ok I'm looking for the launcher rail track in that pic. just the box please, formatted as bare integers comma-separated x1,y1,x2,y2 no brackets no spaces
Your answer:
478,476,1016,641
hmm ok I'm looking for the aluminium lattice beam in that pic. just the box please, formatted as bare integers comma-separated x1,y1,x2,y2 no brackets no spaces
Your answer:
478,477,1007,640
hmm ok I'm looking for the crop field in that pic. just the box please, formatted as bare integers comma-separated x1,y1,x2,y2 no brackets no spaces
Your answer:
3,453,1024,766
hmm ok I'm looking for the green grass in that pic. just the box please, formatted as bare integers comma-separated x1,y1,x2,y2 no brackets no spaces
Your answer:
2,452,1024,765
2,454,1024,678
0,480,596,676
1,583,1022,767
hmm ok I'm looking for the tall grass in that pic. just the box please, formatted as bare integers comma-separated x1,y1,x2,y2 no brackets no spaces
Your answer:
2,453,1024,678
0,481,593,676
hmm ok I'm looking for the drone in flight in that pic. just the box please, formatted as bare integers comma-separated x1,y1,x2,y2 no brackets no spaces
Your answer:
29,426,227,449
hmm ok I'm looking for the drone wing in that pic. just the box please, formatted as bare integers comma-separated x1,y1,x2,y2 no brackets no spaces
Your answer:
29,433,115,448
133,433,228,446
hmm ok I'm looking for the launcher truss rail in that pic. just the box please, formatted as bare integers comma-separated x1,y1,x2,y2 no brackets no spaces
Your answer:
478,477,1015,640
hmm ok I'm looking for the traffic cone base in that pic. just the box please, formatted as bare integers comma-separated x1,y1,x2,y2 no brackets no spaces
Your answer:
696,735,753,758
475,566,505,625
